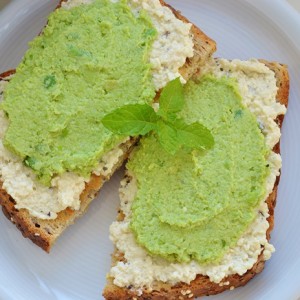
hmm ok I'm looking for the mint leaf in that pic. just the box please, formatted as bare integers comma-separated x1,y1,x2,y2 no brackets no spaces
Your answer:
157,119,214,154
158,77,184,118
174,120,214,150
157,121,180,154
102,104,159,135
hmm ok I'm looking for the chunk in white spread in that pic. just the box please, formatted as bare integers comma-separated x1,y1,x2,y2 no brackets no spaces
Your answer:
109,59,286,288
63,0,194,90
93,142,129,177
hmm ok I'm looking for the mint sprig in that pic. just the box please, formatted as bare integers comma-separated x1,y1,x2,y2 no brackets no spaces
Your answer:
102,78,214,154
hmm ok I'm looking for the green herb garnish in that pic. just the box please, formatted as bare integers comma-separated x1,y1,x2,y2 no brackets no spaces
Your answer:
102,78,214,154
23,156,37,169
43,75,56,89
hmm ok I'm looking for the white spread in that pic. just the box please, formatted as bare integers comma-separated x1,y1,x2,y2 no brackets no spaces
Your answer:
127,0,194,89
0,0,193,219
93,141,129,177
61,0,94,9
109,59,286,288
63,0,194,90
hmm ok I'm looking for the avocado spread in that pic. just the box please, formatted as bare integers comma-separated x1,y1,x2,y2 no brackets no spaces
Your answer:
2,0,156,185
128,76,269,264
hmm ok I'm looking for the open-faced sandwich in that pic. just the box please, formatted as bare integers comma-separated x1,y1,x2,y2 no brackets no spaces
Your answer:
0,0,289,298
103,58,289,299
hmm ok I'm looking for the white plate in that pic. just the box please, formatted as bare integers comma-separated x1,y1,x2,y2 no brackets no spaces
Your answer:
0,1,300,299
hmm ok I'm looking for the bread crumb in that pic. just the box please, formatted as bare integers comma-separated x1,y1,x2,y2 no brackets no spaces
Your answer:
219,281,230,286
230,286,235,291
34,233,40,236
181,290,193,297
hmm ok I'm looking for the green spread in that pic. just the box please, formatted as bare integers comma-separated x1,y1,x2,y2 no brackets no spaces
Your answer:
2,0,156,184
129,76,269,264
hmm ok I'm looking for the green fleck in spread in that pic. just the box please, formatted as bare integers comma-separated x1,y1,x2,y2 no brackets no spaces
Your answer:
43,75,56,89
128,76,269,264
2,0,156,185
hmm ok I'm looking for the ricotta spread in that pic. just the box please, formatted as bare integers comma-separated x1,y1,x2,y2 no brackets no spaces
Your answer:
0,0,193,219
63,0,194,90
127,0,194,89
109,59,286,288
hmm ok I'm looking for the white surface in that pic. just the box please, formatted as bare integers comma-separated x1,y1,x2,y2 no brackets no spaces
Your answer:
287,0,300,12
0,1,299,300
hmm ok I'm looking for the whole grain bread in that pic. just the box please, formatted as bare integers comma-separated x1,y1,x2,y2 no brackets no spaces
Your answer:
0,1,216,252
102,61,289,300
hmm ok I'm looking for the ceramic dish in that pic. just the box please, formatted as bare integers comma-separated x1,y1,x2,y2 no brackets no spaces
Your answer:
0,0,299,299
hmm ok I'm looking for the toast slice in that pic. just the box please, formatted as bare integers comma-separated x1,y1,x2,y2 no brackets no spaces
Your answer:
103,60,289,299
0,1,216,252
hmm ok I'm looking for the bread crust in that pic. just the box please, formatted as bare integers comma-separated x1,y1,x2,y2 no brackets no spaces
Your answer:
0,1,216,252
102,62,289,299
